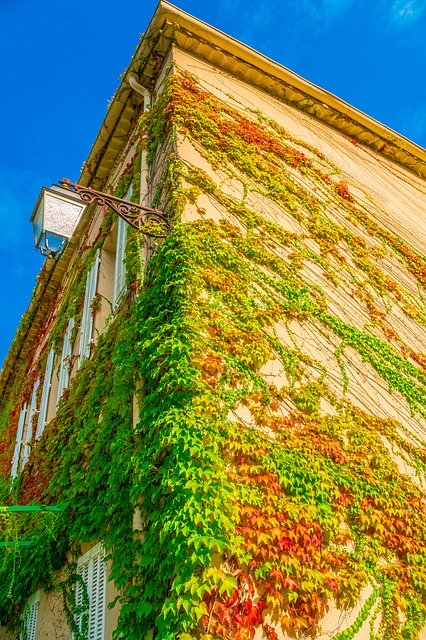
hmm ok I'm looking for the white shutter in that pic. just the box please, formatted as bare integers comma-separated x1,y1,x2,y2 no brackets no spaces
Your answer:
113,185,132,310
74,545,106,640
36,348,55,438
91,549,106,640
11,403,27,478
75,560,90,638
57,317,75,403
20,592,39,640
78,250,100,367
23,379,40,467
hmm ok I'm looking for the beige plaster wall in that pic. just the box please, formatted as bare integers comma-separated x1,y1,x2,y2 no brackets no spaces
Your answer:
0,626,15,640
170,46,426,640
105,564,121,640
172,47,426,252
171,48,426,451
34,590,70,640
172,47,426,441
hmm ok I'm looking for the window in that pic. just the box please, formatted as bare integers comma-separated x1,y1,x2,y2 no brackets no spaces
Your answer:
78,250,101,367
35,348,55,439
22,379,40,467
20,592,39,640
74,545,106,640
113,185,132,310
11,403,27,478
57,317,75,403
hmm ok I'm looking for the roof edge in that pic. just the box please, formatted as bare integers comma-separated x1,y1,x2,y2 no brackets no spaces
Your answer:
80,1,425,188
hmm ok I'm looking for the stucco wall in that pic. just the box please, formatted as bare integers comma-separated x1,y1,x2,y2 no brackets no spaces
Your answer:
173,45,426,460
173,47,426,252
170,45,426,639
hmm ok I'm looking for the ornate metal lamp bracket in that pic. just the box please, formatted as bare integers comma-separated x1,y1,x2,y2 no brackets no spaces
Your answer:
59,178,171,238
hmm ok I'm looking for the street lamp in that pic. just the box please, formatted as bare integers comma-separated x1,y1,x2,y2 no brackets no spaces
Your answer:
30,184,86,257
30,178,171,257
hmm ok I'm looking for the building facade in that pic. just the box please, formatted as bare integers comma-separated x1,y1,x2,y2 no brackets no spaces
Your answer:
0,3,426,640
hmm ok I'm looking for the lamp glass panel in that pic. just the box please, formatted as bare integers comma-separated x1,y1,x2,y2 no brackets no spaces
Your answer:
43,192,85,239
41,232,67,256
32,202,44,245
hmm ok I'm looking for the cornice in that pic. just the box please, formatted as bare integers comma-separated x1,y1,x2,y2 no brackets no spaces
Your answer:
80,1,426,189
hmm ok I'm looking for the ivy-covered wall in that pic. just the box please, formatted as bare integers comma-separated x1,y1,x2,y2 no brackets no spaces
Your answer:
0,42,425,640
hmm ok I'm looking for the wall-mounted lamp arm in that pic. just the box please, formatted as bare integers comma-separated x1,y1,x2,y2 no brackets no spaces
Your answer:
59,178,171,239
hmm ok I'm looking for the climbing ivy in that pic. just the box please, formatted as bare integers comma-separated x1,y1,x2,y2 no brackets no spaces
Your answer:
0,66,425,640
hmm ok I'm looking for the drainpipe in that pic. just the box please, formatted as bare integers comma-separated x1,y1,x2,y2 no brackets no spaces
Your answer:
128,74,151,112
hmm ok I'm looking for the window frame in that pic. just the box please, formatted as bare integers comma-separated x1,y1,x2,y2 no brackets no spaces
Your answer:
57,317,75,403
22,379,40,468
11,402,28,478
36,348,55,439
78,250,101,368
112,185,132,310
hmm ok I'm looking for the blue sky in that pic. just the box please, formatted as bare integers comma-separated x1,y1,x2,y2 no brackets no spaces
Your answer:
0,0,425,366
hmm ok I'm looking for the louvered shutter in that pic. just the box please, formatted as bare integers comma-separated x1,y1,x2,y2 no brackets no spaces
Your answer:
57,317,75,403
22,379,40,467
113,185,132,310
75,560,90,638
89,551,106,640
78,250,100,367
20,592,39,640
74,545,106,640
36,348,55,438
11,403,27,478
